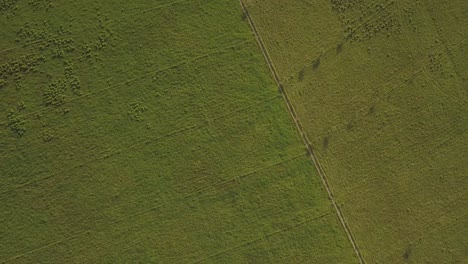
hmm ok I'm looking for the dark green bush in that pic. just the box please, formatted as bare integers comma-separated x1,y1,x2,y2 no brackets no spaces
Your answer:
6,110,25,137
128,101,148,121
43,79,67,106
0,78,6,89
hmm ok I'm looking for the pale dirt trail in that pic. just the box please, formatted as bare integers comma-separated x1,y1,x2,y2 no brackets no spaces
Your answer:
238,1,365,263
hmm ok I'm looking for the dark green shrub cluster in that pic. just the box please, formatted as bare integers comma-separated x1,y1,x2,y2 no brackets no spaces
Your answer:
81,44,93,59
16,101,26,111
402,2,420,32
51,48,64,58
0,54,45,80
43,79,67,106
357,8,400,41
16,23,48,43
15,82,23,90
16,24,74,57
43,63,82,106
429,52,443,74
64,63,81,95
0,0,17,13
28,0,53,11
41,129,54,142
330,0,362,13
51,37,75,58
6,110,25,137
80,21,113,60
332,0,401,43
95,27,113,51
0,78,6,89
128,101,148,121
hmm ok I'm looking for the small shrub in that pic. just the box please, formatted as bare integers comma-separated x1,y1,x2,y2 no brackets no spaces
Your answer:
6,110,25,137
0,54,45,80
336,43,343,54
28,0,53,11
43,79,67,106
41,129,54,142
64,63,81,95
128,101,148,121
403,245,412,261
312,57,321,70
82,44,92,59
51,48,64,58
0,78,6,89
323,136,329,149
0,0,18,13
298,69,305,81
15,82,23,91
16,101,26,111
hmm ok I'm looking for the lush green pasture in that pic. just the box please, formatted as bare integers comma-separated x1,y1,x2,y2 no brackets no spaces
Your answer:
0,0,358,263
244,0,468,263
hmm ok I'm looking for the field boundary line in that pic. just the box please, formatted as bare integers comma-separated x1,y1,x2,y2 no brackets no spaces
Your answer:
238,1,365,263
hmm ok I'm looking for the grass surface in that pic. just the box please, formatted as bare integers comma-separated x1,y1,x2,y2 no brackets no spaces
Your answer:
244,0,468,263
0,0,358,263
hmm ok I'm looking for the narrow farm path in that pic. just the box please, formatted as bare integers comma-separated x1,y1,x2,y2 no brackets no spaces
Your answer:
238,1,366,263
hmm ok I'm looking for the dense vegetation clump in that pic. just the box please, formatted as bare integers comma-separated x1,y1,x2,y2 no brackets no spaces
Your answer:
41,129,54,142
0,54,45,80
331,0,401,42
330,0,362,13
6,110,25,136
16,24,74,57
64,63,81,95
28,0,53,11
80,20,113,61
0,0,17,13
127,101,148,121
0,78,6,89
43,79,67,106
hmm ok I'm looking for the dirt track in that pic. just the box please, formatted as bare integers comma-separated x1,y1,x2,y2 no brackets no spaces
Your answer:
238,1,365,263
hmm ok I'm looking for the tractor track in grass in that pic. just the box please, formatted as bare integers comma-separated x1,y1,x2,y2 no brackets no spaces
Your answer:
2,152,306,262
191,211,334,264
238,1,365,263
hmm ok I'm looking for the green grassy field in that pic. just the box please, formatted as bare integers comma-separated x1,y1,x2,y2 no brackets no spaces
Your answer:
244,0,468,263
0,0,359,263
